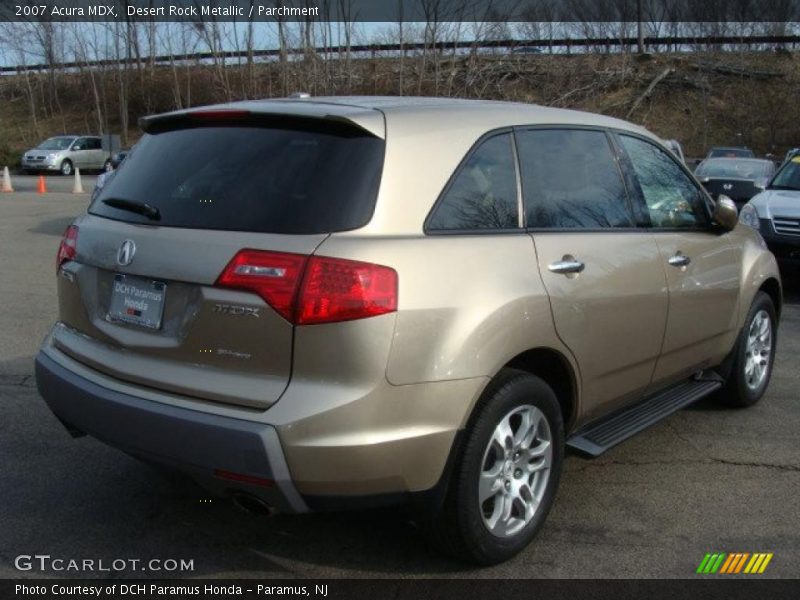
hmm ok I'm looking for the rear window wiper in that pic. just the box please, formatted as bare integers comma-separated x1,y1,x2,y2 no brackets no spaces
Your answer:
102,198,161,221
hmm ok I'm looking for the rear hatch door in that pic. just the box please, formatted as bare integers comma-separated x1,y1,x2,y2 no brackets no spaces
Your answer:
54,110,385,409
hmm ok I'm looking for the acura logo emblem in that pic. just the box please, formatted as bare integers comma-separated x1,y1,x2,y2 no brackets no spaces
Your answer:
723,183,733,190
117,240,136,266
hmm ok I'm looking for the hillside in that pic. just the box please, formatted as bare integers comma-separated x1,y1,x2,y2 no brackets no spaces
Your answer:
1,50,798,166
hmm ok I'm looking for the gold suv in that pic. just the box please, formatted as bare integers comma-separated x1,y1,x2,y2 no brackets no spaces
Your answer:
36,97,781,564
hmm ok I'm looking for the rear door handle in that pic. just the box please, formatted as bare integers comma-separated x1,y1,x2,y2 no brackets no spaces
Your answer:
548,259,585,275
668,254,691,267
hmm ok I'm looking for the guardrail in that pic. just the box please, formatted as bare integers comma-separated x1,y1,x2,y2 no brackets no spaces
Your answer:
1,34,798,74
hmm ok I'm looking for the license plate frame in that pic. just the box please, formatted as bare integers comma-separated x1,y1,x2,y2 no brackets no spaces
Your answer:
108,273,167,330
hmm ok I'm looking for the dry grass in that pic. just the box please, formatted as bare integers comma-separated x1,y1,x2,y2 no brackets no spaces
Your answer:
1,50,798,164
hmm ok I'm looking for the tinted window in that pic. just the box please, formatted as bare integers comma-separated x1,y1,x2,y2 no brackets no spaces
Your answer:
90,124,385,234
427,133,519,231
516,129,633,229
620,135,709,229
87,138,102,150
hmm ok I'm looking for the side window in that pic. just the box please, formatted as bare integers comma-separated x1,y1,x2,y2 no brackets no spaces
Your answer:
516,128,633,229
87,138,102,150
619,135,710,229
72,138,87,151
427,133,519,231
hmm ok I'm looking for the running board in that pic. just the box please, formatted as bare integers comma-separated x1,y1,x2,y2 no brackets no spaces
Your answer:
567,379,722,457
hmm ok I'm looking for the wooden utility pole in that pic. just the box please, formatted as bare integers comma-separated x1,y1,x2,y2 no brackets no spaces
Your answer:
637,0,644,54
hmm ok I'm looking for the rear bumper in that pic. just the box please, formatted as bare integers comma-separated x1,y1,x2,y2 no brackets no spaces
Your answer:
35,351,308,513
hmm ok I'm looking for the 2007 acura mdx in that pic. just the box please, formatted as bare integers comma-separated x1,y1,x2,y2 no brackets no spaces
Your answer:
36,97,782,564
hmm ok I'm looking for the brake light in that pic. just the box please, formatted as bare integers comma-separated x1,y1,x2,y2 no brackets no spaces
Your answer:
215,250,308,321
56,225,79,270
297,256,398,324
215,250,398,325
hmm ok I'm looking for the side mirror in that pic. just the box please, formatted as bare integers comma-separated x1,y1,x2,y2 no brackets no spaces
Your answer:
754,178,768,191
713,195,738,231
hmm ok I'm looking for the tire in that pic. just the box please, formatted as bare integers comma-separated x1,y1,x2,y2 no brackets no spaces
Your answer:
425,369,564,564
103,159,113,172
717,292,777,407
60,160,73,176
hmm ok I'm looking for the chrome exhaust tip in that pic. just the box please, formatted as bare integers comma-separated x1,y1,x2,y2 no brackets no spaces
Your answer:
231,493,275,516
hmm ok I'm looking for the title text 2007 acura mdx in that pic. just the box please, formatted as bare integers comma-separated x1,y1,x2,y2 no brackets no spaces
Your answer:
36,97,781,564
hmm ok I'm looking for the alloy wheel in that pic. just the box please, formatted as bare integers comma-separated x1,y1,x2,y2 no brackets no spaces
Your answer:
479,405,552,538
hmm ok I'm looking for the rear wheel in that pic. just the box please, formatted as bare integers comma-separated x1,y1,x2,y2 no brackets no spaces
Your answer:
426,369,564,564
60,160,73,176
717,292,777,407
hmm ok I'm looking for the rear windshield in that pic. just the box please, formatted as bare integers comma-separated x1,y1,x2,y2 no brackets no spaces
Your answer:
707,148,754,158
90,123,384,234
695,159,772,179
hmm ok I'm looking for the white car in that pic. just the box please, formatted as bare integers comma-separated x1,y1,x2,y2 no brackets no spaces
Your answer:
22,135,110,176
740,156,800,266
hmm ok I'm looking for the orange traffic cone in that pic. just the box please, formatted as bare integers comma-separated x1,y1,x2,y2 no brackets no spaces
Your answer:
37,175,47,194
1,166,13,192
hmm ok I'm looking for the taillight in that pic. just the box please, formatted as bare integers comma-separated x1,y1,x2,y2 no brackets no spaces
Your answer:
56,225,79,271
216,250,398,325
215,250,308,321
297,256,397,324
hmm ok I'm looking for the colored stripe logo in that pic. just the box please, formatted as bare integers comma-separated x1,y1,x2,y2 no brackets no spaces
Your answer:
696,552,773,574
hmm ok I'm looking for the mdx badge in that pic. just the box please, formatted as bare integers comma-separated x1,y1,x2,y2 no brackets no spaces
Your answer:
213,304,261,318
117,239,136,266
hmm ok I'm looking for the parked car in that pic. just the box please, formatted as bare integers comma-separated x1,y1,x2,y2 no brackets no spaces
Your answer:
36,97,781,565
511,46,543,54
695,158,776,208
783,148,799,165
740,155,800,266
706,146,755,159
108,150,129,170
92,150,130,201
22,135,111,176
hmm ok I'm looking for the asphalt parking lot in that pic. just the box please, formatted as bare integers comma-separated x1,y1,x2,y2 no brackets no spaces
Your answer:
1,187,798,579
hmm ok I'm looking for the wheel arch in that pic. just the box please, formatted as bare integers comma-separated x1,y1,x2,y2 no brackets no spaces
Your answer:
759,277,782,320
502,348,579,433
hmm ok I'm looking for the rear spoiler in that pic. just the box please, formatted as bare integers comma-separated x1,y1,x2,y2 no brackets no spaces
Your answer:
139,108,384,139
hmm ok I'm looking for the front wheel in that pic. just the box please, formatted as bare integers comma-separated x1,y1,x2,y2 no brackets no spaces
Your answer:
60,160,73,176
426,369,564,564
717,291,777,407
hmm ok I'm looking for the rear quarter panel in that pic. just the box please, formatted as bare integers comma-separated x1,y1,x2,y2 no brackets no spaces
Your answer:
315,234,579,423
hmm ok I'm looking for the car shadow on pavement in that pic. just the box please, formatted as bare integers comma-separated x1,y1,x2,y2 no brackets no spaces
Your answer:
780,265,800,305
2,361,472,577
28,216,81,237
